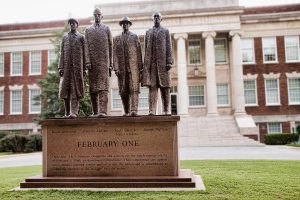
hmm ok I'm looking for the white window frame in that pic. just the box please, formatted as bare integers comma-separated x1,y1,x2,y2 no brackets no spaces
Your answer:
287,78,300,105
29,51,42,75
284,36,300,63
264,78,281,106
10,52,23,76
214,38,228,64
28,85,41,114
9,85,23,115
267,122,282,134
262,37,278,64
138,87,149,110
111,89,122,111
241,38,255,64
0,86,4,115
217,84,230,107
188,85,206,108
0,52,4,77
188,39,202,65
244,79,258,107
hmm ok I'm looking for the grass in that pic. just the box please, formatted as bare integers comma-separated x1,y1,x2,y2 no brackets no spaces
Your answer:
287,144,300,147
0,161,300,200
0,152,13,156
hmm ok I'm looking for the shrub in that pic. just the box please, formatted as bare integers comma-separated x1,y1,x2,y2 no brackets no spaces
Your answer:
265,133,299,145
0,134,29,152
0,131,9,140
24,134,42,153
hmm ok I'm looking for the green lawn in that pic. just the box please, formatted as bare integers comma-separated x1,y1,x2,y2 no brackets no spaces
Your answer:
287,144,300,147
0,161,300,200
0,152,13,156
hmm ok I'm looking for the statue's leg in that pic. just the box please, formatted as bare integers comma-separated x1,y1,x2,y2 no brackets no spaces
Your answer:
161,87,170,115
63,98,70,117
98,90,108,116
130,92,139,116
121,93,130,116
90,92,99,116
69,97,79,118
149,86,158,115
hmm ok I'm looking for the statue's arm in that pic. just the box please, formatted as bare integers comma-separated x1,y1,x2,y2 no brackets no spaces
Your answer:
136,36,143,72
58,38,64,76
113,37,119,72
166,29,173,66
84,30,91,70
107,27,113,69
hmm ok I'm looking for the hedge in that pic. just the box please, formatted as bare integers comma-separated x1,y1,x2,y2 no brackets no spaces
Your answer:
265,133,299,145
0,133,42,153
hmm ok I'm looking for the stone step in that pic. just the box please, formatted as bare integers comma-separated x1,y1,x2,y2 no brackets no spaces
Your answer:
178,116,262,147
20,170,197,189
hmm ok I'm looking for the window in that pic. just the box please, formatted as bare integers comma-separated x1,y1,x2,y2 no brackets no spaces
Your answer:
188,40,201,64
30,51,41,75
29,89,41,114
189,85,205,106
265,79,280,105
111,89,122,110
0,90,3,115
11,52,22,76
48,49,56,66
285,36,300,62
138,87,149,109
214,39,227,64
242,38,255,64
244,80,257,105
217,84,229,106
0,53,4,76
262,37,278,63
10,90,22,114
288,78,300,104
267,122,282,134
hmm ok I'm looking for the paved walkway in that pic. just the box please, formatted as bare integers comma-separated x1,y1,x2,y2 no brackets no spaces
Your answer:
0,146,300,168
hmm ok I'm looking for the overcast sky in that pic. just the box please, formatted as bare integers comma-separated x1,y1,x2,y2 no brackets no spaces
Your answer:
0,0,299,24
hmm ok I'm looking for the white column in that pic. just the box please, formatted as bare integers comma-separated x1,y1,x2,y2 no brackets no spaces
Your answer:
174,33,189,116
202,31,218,116
230,30,246,115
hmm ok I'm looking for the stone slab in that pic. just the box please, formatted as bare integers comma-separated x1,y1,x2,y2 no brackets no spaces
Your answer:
18,169,205,191
42,116,180,177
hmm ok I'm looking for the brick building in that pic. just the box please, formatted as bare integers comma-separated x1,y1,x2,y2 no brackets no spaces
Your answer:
0,0,299,145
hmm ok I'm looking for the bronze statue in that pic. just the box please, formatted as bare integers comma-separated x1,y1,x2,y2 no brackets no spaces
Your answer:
58,18,85,118
142,12,173,115
84,8,113,117
113,17,143,116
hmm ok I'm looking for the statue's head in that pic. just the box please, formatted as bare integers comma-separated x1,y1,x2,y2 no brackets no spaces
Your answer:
119,16,132,32
68,18,78,32
93,7,103,23
152,12,162,26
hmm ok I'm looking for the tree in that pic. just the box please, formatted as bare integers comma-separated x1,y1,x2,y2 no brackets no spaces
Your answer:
36,24,92,120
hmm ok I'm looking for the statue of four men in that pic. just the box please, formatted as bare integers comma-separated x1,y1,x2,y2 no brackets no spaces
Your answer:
59,8,173,118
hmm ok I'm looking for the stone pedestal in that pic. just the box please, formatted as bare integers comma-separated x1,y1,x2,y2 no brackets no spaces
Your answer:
20,116,202,190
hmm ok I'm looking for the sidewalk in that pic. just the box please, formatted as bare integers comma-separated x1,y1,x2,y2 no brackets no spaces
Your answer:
0,146,299,168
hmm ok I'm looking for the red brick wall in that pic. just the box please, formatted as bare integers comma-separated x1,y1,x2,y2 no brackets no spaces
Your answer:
244,36,300,116
0,50,48,124
258,122,291,143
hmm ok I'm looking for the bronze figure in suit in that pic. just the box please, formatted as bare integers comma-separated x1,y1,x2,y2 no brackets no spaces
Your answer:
84,8,113,117
58,18,85,118
113,17,143,116
142,13,173,115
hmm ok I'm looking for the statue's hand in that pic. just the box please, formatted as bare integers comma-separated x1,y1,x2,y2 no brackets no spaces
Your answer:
86,63,92,70
59,69,64,77
166,64,172,71
139,69,143,82
115,70,120,77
